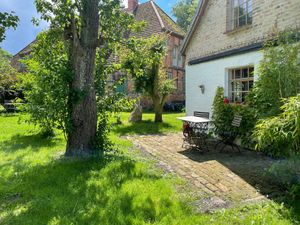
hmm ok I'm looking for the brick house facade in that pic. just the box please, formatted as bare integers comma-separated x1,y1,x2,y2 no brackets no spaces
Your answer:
11,1,186,107
181,0,300,116
123,0,186,106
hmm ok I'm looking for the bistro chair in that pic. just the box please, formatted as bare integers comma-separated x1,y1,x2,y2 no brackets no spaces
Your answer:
193,111,210,131
194,111,209,119
215,115,242,153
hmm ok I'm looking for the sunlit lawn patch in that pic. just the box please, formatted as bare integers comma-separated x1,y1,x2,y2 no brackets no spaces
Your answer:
0,114,298,224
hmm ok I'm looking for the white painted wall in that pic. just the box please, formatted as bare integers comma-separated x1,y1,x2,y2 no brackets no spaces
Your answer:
185,51,263,117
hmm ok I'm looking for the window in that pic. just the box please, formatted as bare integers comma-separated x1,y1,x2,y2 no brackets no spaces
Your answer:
172,45,183,67
172,46,178,67
229,66,254,103
227,0,253,31
167,71,173,80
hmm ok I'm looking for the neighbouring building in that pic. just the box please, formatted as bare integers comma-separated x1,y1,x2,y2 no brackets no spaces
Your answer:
11,40,36,72
181,0,300,117
12,0,186,108
121,0,186,106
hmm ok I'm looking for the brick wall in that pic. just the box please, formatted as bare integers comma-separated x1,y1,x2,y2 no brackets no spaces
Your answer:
185,0,300,62
165,34,185,103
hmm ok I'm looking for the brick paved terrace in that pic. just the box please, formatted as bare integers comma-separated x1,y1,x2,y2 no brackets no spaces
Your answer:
128,133,280,211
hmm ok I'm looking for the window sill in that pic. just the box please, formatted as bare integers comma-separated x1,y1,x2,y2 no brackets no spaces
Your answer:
170,66,185,71
224,24,253,35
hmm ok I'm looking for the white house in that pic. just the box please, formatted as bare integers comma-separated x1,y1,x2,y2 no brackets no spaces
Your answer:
181,0,300,117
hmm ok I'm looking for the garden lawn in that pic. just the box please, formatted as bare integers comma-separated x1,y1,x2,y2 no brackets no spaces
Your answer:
112,112,184,135
0,113,297,224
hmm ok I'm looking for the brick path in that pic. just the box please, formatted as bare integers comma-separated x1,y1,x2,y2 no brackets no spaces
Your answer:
128,133,272,210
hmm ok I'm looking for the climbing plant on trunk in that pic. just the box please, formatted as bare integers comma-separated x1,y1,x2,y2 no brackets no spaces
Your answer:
28,0,137,156
121,35,175,122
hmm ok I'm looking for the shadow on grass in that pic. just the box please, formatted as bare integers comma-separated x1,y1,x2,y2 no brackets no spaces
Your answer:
0,154,188,225
113,119,173,136
0,133,59,153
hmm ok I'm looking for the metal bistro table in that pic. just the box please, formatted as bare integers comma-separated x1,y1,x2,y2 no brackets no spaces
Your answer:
177,116,211,152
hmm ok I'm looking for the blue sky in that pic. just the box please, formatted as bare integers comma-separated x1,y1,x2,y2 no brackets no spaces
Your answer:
0,0,176,55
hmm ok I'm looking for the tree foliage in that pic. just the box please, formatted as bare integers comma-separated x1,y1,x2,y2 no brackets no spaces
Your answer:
172,0,198,32
23,0,139,156
247,31,300,118
0,49,19,103
0,11,19,42
20,30,70,135
121,35,175,122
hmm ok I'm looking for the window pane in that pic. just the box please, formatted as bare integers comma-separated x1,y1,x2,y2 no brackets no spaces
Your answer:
172,47,178,66
242,81,249,91
239,2,247,17
247,0,253,13
234,81,242,92
235,69,241,79
247,12,252,24
234,0,239,7
249,67,254,77
236,92,242,102
249,80,254,89
242,92,247,102
239,14,247,26
242,68,248,78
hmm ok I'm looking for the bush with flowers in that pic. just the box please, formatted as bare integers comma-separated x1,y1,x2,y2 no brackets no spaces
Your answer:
212,87,257,148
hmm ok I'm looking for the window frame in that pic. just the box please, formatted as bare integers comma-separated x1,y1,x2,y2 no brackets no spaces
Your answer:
228,66,254,103
172,45,178,67
227,0,253,31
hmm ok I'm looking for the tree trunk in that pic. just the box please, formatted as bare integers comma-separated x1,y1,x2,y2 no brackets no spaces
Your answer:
153,96,163,123
65,0,99,157
152,63,165,123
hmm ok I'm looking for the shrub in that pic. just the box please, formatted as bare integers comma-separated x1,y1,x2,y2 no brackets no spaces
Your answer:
253,95,300,157
247,30,300,118
212,87,256,147
267,157,300,199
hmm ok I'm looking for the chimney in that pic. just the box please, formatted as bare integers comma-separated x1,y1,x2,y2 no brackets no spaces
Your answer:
127,0,138,12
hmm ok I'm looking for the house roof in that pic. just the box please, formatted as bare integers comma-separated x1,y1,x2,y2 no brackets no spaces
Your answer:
181,0,208,54
132,1,185,38
13,1,184,60
13,39,36,58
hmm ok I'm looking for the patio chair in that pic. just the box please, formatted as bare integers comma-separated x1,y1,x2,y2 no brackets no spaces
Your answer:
215,115,242,153
194,111,209,119
193,111,210,131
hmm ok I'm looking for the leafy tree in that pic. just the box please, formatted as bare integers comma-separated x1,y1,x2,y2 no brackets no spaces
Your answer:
28,0,137,156
0,11,19,42
0,48,12,59
172,0,198,32
0,49,18,103
121,35,175,122
20,30,70,136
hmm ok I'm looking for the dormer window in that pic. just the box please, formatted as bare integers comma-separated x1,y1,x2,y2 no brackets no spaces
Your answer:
227,0,253,31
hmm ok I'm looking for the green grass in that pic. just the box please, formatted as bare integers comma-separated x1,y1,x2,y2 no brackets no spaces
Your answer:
112,112,184,135
0,113,298,224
